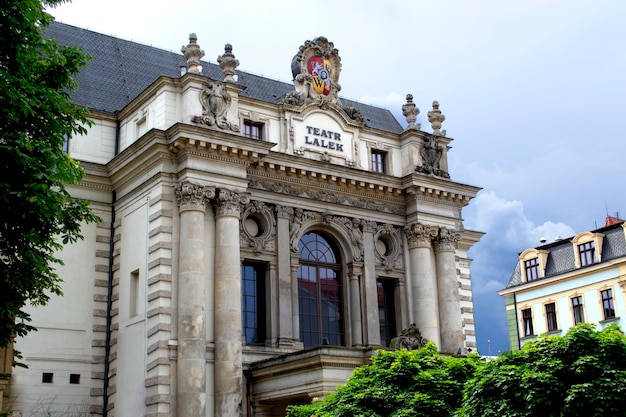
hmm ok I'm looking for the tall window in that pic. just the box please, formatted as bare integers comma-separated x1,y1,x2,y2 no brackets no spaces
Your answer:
524,258,540,281
377,280,397,348
242,263,266,345
243,121,263,140
522,308,534,336
371,150,387,174
601,289,616,320
298,232,343,348
572,296,584,324
578,241,596,267
545,302,558,332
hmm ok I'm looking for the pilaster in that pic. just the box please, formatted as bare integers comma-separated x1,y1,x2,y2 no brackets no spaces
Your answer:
361,220,380,347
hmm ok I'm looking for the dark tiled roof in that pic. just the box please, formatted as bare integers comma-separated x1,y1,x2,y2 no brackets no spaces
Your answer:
505,221,626,289
46,22,403,134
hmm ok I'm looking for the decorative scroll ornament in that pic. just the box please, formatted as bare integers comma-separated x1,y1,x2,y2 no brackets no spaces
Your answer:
375,223,403,271
437,227,461,251
193,80,240,132
405,222,438,249
415,135,449,178
181,33,205,74
402,94,420,130
240,200,276,254
390,324,428,351
175,182,215,212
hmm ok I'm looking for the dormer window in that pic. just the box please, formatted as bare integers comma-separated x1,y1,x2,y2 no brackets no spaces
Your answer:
572,232,604,268
578,241,595,267
524,258,540,281
519,248,549,282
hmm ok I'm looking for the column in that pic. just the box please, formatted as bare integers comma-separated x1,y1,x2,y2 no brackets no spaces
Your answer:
361,221,380,347
435,227,463,354
214,189,247,417
404,222,441,348
348,264,363,347
175,182,214,417
276,205,295,346
290,258,300,342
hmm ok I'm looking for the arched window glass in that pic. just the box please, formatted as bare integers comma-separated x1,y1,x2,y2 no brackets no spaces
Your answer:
298,232,343,348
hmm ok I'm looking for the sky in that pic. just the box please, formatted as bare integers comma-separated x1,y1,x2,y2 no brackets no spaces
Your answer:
49,0,626,355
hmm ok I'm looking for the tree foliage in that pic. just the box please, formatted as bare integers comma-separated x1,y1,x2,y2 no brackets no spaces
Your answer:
286,343,483,417
0,0,98,348
460,323,626,417
287,325,626,417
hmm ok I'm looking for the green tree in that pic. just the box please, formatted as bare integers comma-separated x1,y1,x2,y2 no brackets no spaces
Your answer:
286,343,483,417
0,0,98,349
460,323,626,417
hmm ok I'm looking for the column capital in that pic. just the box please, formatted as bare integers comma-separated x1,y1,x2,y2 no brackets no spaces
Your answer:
361,220,377,234
275,204,293,219
436,227,461,252
405,222,438,249
216,188,249,218
175,182,215,213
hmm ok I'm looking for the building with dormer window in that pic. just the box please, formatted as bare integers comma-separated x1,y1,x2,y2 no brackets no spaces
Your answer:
500,216,626,350
4,22,483,417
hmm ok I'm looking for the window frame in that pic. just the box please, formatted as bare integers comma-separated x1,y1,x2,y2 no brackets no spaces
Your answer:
521,308,534,337
524,258,540,282
572,231,604,268
371,149,387,174
571,295,585,324
241,262,267,345
578,241,596,267
243,120,264,140
545,302,558,332
518,248,549,283
600,288,616,320
297,231,344,348
377,279,397,348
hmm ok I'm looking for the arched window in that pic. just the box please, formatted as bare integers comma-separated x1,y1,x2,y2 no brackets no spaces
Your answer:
298,231,343,348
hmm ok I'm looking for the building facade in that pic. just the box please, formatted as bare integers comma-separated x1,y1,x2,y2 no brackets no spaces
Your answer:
500,217,626,351
5,22,483,417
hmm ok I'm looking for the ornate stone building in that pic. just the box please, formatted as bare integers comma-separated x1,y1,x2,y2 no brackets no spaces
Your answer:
5,22,482,417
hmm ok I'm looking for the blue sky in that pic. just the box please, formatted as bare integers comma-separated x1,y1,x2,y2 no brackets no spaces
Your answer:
49,0,626,355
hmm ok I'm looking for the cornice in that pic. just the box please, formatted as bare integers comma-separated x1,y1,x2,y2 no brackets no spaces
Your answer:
402,173,481,206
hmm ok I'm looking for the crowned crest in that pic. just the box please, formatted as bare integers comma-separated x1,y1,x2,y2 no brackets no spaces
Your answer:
285,36,342,107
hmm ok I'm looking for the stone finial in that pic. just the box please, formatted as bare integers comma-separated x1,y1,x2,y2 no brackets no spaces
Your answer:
217,44,239,82
181,33,205,74
427,101,445,136
402,94,420,130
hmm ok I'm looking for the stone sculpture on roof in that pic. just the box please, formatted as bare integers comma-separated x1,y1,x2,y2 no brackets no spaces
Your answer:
285,36,363,123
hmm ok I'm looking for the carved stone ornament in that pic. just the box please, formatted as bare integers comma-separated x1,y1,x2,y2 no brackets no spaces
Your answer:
343,217,364,262
402,94,420,130
240,200,276,254
248,180,404,215
415,135,450,179
405,222,438,249
437,227,461,251
285,36,342,107
192,80,240,132
427,100,445,135
217,43,239,82
390,324,428,351
374,223,403,271
289,207,308,252
216,189,250,217
181,33,205,74
175,182,215,212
